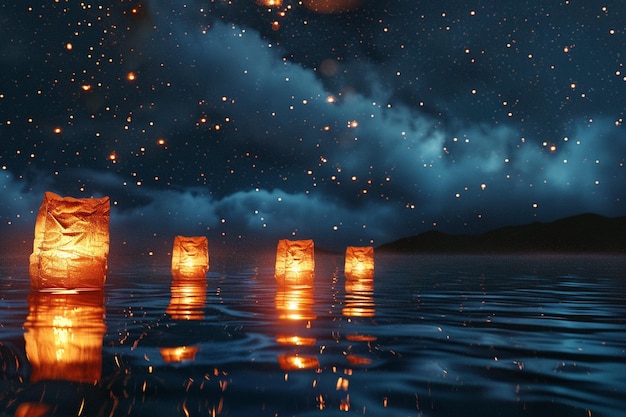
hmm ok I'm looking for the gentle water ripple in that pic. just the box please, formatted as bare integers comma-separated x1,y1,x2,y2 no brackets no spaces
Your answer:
0,254,625,416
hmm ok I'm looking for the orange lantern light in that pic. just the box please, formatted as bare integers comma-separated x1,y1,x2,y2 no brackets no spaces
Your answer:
277,354,320,371
343,247,375,317
29,191,110,290
14,402,52,417
159,346,200,363
23,290,106,384
275,239,315,285
275,284,316,321
275,335,316,346
166,280,207,320
344,246,374,280
171,235,209,280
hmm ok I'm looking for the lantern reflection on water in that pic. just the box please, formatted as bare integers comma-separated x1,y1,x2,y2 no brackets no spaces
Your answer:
343,246,375,317
23,290,106,384
275,239,315,285
171,235,209,280
277,354,320,371
344,246,374,280
166,280,207,320
29,192,110,290
342,275,375,318
159,346,200,363
274,282,316,321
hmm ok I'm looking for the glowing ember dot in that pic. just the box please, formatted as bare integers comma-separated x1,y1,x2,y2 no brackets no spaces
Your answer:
127,72,136,81
65,42,73,50
570,83,576,89
157,138,166,145
348,120,358,128
109,153,116,160
53,127,62,134
549,144,557,152
81,85,91,91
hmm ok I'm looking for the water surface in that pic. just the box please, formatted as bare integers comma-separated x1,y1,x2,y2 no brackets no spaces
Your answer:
1,253,625,416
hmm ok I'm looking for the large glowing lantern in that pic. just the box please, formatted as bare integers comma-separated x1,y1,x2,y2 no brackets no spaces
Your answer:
23,290,106,384
344,246,374,280
166,280,207,320
275,239,315,285
171,235,209,280
29,191,110,290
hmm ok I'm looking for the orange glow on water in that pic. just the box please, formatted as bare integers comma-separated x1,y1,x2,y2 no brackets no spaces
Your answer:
276,335,316,346
166,280,207,320
24,291,106,383
160,346,200,363
277,354,319,370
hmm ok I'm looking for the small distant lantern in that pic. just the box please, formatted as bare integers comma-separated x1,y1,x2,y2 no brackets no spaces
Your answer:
23,290,106,384
171,235,209,280
344,246,374,280
160,346,200,363
166,280,207,320
275,239,315,285
29,191,110,290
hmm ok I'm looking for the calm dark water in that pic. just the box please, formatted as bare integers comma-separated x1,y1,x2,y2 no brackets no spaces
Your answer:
1,253,625,417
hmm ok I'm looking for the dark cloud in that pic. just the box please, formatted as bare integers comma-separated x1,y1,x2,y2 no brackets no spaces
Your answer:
1,1,624,253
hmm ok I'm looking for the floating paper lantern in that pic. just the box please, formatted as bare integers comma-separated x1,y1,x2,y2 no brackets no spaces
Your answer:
275,239,315,285
166,280,207,320
23,290,106,384
171,235,209,280
160,346,200,363
29,191,110,290
344,246,374,280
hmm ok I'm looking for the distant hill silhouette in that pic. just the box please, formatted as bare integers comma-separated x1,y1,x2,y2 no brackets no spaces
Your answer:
377,213,626,254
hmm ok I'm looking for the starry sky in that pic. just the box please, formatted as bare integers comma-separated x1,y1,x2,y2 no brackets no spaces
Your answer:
1,0,624,254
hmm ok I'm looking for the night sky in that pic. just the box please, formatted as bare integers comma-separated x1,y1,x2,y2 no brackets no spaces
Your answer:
1,0,624,254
